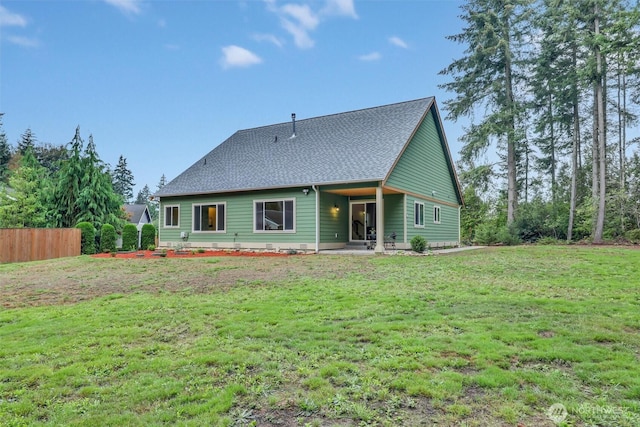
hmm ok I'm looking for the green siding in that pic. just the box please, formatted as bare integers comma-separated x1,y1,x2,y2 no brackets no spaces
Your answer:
384,194,404,243
386,109,460,207
405,195,459,246
159,188,316,247
386,108,460,244
319,193,349,244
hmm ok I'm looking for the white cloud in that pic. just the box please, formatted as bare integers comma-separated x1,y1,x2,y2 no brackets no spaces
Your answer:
281,3,319,30
278,3,319,49
358,52,381,62
0,5,27,27
221,45,263,69
264,0,357,50
322,0,358,19
389,36,408,49
7,35,39,48
103,0,142,15
281,18,314,49
253,33,284,48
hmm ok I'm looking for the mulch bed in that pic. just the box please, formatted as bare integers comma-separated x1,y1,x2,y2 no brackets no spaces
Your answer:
91,250,294,259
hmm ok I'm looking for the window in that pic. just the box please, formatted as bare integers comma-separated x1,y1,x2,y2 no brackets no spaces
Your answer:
255,199,294,232
433,206,441,224
193,203,225,232
164,205,179,227
414,202,425,227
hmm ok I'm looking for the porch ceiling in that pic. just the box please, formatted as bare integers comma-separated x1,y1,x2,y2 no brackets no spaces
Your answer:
323,187,402,197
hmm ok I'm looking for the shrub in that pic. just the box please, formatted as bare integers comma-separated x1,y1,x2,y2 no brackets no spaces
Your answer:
140,223,156,251
76,222,96,255
536,236,565,245
626,229,640,244
410,235,427,253
100,224,117,253
122,224,138,251
474,223,520,246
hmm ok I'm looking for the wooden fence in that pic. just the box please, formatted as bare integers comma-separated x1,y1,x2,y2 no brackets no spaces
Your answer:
0,228,81,263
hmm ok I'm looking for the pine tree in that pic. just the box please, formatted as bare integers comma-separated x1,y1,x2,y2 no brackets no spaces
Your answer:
112,155,135,203
17,128,37,155
0,114,11,183
135,184,151,205
34,143,69,175
439,0,533,225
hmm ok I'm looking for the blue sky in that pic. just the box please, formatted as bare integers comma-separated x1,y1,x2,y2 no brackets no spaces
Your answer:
0,0,466,196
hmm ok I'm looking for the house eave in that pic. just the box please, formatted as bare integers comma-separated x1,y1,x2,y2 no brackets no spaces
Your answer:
154,178,386,199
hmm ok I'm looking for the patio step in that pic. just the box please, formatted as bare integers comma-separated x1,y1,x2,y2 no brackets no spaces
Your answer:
344,242,372,251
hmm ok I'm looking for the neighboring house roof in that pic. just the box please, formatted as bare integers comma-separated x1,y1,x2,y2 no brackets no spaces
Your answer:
156,97,451,197
123,204,151,224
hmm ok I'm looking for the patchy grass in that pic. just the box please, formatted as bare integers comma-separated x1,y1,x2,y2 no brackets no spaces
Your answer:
0,246,639,426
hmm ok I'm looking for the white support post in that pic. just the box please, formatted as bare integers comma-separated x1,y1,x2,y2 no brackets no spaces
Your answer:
375,184,384,253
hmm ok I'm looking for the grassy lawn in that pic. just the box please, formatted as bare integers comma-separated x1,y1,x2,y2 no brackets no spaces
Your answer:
1,246,639,426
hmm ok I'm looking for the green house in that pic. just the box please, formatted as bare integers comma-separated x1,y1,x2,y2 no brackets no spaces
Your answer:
155,97,463,252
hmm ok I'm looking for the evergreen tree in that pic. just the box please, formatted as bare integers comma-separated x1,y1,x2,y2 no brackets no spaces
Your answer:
112,155,135,203
48,127,84,227
17,128,37,155
0,149,49,228
135,184,151,205
75,135,125,231
440,0,533,224
0,114,11,183
34,143,69,175
149,174,167,222
49,127,125,231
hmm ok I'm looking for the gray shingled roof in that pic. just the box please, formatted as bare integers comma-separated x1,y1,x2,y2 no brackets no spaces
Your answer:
156,97,434,197
124,204,150,224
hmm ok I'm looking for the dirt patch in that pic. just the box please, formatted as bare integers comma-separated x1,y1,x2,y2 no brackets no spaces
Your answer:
0,255,362,309
91,249,294,259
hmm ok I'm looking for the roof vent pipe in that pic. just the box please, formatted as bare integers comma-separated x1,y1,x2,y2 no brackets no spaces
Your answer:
291,113,296,138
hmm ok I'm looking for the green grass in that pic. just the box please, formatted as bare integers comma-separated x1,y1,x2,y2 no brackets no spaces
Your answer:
1,246,639,426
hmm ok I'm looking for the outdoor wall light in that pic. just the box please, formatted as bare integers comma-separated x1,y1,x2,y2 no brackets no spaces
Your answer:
302,188,310,196
334,204,340,212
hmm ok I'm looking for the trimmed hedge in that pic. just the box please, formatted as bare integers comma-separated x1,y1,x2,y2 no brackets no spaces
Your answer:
76,222,96,255
122,224,138,251
141,223,156,250
100,224,117,253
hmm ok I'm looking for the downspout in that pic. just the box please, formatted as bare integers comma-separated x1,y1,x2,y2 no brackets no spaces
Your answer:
155,197,161,247
458,205,461,247
312,185,319,253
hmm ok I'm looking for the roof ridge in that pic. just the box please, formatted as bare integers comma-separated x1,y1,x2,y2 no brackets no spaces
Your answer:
236,97,433,133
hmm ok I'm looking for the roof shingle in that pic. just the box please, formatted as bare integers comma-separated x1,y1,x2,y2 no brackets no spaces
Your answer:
156,97,434,197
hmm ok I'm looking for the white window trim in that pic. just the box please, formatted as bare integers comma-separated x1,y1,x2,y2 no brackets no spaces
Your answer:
433,205,441,224
414,201,425,228
253,198,296,233
192,202,227,233
164,205,180,228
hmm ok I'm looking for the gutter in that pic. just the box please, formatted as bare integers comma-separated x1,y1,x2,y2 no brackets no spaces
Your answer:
312,185,319,253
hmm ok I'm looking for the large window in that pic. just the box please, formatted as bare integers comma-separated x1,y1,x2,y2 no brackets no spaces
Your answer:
193,203,225,232
414,202,425,227
433,205,441,224
164,205,179,227
255,199,294,232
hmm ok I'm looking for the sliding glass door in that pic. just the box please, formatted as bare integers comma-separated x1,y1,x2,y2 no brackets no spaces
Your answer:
350,202,376,241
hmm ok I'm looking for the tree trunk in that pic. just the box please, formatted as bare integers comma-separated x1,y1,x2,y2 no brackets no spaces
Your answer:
593,5,606,243
567,39,580,242
504,15,517,225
